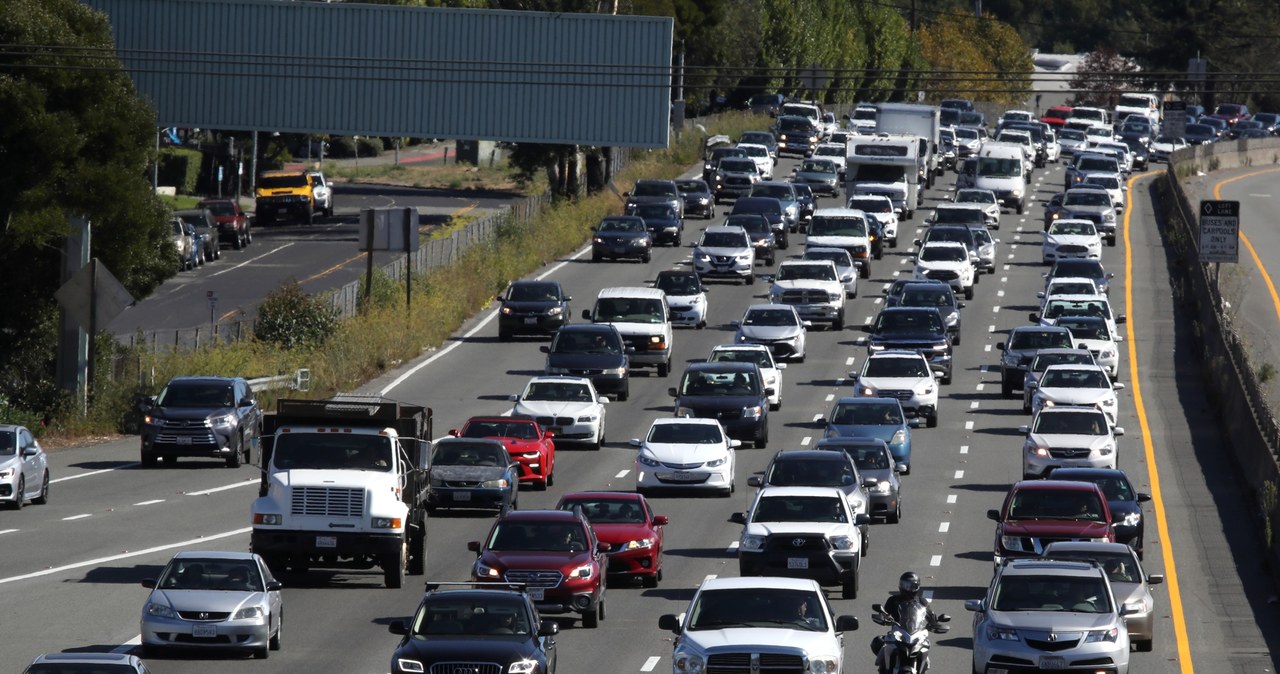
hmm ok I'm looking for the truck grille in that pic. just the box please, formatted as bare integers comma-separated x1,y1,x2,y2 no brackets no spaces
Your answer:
723,176,751,187
155,418,216,445
504,569,564,588
707,653,805,674
764,535,829,552
780,289,830,304
290,487,365,518
430,664,502,674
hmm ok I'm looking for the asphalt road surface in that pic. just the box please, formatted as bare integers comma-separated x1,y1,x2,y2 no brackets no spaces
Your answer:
7,147,1279,673
105,183,523,343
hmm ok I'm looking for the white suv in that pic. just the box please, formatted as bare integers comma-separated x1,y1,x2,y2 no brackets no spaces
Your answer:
1019,405,1125,479
852,351,941,427
769,260,846,330
693,226,756,285
306,171,333,217
914,241,976,300
659,576,859,674
736,143,774,180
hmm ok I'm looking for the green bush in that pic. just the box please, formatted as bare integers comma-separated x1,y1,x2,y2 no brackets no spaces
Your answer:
359,268,403,313
254,281,339,350
328,136,385,159
157,147,202,194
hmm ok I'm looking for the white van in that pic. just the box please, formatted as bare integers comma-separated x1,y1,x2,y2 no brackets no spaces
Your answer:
583,287,674,377
973,145,1027,214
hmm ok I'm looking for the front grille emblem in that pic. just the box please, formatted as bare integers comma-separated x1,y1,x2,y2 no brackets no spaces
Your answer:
198,612,209,620
792,538,805,547
1047,632,1057,641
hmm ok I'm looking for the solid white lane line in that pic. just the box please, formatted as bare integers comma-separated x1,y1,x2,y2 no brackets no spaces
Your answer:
930,555,943,566
642,656,662,672
50,466,138,484
133,499,165,506
0,529,18,536
615,470,630,479
947,494,957,504
964,421,974,430
63,514,92,521
0,526,253,585
185,480,258,496
800,436,812,446
939,522,950,533
207,242,295,278
954,470,965,479
111,635,141,655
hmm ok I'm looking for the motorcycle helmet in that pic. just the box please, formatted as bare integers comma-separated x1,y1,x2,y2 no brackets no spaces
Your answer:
899,571,921,595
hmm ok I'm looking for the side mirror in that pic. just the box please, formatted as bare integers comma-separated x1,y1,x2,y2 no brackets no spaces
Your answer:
509,394,520,402
1147,574,1165,586
986,508,1001,521
933,371,944,379
1114,427,1125,436
1113,382,1126,390
894,463,907,474
141,578,157,589
447,429,459,437
958,302,967,308
629,438,641,448
1018,424,1030,434
776,363,787,370
652,515,670,526
240,397,256,408
1120,602,1142,617
597,541,612,553
938,613,952,622
658,614,682,633
996,342,1006,350
597,396,610,404
544,431,555,439
729,439,743,449
1029,313,1040,322
871,603,884,614
764,387,776,396
564,295,573,302
467,541,482,553
1116,314,1127,324
539,345,550,353
964,599,984,612
581,309,592,320
667,387,678,397
1136,492,1152,503
729,320,741,328
835,615,859,632
266,580,283,591
854,514,870,526
539,619,560,636
748,476,763,487
389,619,409,636
802,321,813,328
730,512,748,525
913,239,923,247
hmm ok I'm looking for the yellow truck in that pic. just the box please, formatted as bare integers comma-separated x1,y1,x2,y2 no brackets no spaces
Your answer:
255,170,316,226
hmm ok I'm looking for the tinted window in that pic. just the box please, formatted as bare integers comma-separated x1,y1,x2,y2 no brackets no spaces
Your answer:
1009,330,1073,350
647,422,724,444
992,574,1112,613
156,382,234,407
831,402,902,425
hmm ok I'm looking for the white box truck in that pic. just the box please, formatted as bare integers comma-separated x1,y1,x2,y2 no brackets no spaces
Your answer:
875,103,942,187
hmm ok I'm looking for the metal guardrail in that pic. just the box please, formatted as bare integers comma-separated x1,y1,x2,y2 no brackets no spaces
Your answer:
247,368,311,393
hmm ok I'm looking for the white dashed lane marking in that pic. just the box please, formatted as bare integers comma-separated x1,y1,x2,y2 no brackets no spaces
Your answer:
800,436,811,446
133,499,165,506
825,394,835,402
615,470,630,479
939,522,950,533
62,514,92,521
954,470,965,479
947,494,958,504
970,401,979,409
960,445,969,454
930,555,943,566
964,421,975,430
642,656,661,672
725,541,739,553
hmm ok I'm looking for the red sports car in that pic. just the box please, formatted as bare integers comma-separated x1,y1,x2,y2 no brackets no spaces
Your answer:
450,416,556,490
556,491,668,587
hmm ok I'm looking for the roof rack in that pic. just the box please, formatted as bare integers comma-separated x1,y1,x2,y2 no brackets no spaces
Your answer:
425,581,528,592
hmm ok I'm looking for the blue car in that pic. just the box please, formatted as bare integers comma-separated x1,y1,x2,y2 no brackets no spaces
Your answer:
822,396,913,474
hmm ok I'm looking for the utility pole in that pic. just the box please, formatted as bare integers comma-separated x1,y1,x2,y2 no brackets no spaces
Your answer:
975,0,982,18
910,0,918,31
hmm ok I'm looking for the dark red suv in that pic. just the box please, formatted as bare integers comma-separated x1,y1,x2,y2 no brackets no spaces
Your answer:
987,480,1113,566
198,198,251,250
468,509,608,628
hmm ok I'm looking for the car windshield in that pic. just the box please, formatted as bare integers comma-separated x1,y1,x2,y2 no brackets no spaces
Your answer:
1045,300,1111,320
630,204,676,219
259,174,308,189
728,216,770,235
720,158,756,173
523,382,594,402
767,460,853,487
701,232,749,248
592,298,665,324
1047,550,1142,584
487,522,587,552
742,308,798,327
1216,104,1246,115
741,146,768,158
560,498,646,524
992,575,1113,613
842,445,892,470
741,132,773,145
1076,157,1117,172
688,588,828,632
25,667,138,674
597,219,645,233
1009,488,1106,521
808,216,866,237
1186,124,1213,136
753,185,793,200
864,357,930,378
801,160,836,174
933,208,984,224
1031,353,1095,372
656,273,701,295
1041,369,1109,389
754,495,846,523
847,198,891,213
201,201,237,216
1155,135,1181,144
778,264,837,281
507,283,559,301
901,288,952,307
1059,320,1108,340
431,441,508,467
1033,410,1108,435
778,117,812,132
925,230,973,249
831,402,902,425
462,420,540,440
1009,330,1073,350
815,146,842,157
412,596,531,637
676,180,710,194
977,157,1021,178
876,311,942,333
157,558,264,592
679,371,760,396
1059,129,1087,141
1084,176,1121,190
971,228,993,245
1091,475,1135,501
155,382,234,407
920,246,967,262
956,190,996,204
633,183,676,197
1050,221,1097,236
1053,261,1104,279
710,349,773,370
955,127,979,140
647,422,724,444
804,251,852,269
1064,191,1110,207
272,433,393,471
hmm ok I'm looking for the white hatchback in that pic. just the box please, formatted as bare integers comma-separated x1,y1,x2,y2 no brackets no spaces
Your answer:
633,418,738,497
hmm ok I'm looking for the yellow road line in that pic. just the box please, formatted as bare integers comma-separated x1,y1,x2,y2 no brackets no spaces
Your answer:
1213,168,1280,330
1124,171,1194,673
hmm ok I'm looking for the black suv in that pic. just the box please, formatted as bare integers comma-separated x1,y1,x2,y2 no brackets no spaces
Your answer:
863,307,954,384
669,361,772,448
543,324,631,400
138,376,261,468
497,280,571,340
896,281,965,344
388,584,559,674
996,325,1075,397
724,213,777,265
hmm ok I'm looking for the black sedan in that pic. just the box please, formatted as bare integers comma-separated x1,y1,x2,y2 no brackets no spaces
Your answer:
676,179,716,219
1048,467,1151,558
389,585,558,674
668,361,771,448
591,216,652,263
724,213,777,265
498,280,571,340
627,203,683,246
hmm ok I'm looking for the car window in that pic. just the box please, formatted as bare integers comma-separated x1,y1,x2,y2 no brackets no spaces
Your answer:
598,219,644,233
158,558,263,592
431,441,507,467
876,310,943,333
656,273,701,295
1032,410,1108,435
754,495,847,523
1050,221,1097,236
412,596,531,637
489,522,586,552
1031,353,1094,372
1063,191,1111,207
920,246,967,262
592,298,665,325
647,422,725,444
847,198,891,213
710,349,773,370
1093,476,1135,501
1009,330,1073,349
156,382,235,408
508,283,560,301
992,574,1112,613
767,459,854,488
553,329,622,354
561,498,647,524
864,357,930,378
462,421,539,440
809,215,867,237
679,371,760,396
701,231,749,248
688,588,828,632
633,183,676,197
1009,488,1106,521
1044,300,1111,320
832,402,902,425
846,445,891,470
1059,320,1107,340
0,429,15,455
778,264,837,281
801,160,836,173
804,250,852,268
629,204,677,219
524,382,593,402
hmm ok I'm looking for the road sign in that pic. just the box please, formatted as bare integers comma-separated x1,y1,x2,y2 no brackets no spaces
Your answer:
1163,100,1187,139
54,258,134,330
799,63,828,93
1199,199,1239,263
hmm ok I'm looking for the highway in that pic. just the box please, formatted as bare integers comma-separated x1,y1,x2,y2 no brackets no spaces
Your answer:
6,144,1279,673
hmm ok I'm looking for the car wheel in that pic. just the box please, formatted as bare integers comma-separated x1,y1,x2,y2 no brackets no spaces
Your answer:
833,314,844,331
141,451,157,467
657,362,669,377
642,573,659,588
964,285,974,300
226,438,243,468
617,388,629,402
842,562,859,599
887,500,901,524
325,205,334,218
141,644,163,660
642,252,651,263
245,228,253,244
269,612,282,651
233,235,242,250
408,519,427,575
32,472,49,505
498,329,511,341
770,400,780,412
253,643,269,659
754,424,769,449
1135,639,1153,652
927,413,938,428
534,476,548,491
953,332,961,345
941,372,952,385
1002,376,1016,399
383,547,405,589
10,477,23,509
592,252,601,262
583,603,601,629
1108,236,1117,247
860,265,870,279
305,210,314,227
1016,203,1025,215
746,273,755,286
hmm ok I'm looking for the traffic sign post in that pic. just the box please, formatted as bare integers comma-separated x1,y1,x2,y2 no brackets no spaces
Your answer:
1163,100,1187,140
1198,199,1239,263
207,290,218,334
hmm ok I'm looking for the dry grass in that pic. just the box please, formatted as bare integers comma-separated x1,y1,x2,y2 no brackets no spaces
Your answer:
327,161,530,194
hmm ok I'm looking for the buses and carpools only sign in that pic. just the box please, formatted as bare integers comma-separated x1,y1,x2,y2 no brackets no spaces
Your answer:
1198,199,1239,263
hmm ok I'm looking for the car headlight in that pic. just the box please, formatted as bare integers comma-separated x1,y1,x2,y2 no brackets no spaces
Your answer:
624,537,656,550
546,306,563,316
1011,189,1023,197
143,414,163,426
945,313,958,326
706,457,727,467
210,414,235,428
569,562,594,579
1098,445,1114,456
736,254,752,262
1105,211,1116,222
808,657,840,674
638,455,661,467
233,606,264,620
602,366,626,376
830,535,856,550
475,561,501,578
919,385,935,396
501,306,514,315
397,659,425,673
1085,627,1120,643
639,239,651,246
146,602,177,619
873,480,892,493
592,237,604,244
740,534,765,551
890,429,906,445
858,386,875,396
0,468,14,479
372,517,402,529
743,405,763,419
673,651,705,673
695,253,710,261
986,624,1021,641
508,659,539,674
577,414,597,423
481,478,510,489
1027,445,1050,457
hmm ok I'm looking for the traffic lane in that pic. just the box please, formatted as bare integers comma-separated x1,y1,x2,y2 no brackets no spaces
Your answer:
333,182,524,213
1129,175,1280,669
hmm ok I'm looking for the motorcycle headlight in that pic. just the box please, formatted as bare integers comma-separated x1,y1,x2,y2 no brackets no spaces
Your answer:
146,602,177,619
624,537,656,550
830,535,856,550
637,454,661,467
890,429,906,445
740,534,765,551
1084,627,1120,643
673,651,705,674
233,606,264,620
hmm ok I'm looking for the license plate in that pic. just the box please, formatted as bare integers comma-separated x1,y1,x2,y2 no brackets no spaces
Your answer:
192,624,216,638
1039,656,1066,670
524,317,538,325
453,491,471,502
176,436,192,445
787,557,809,570
527,587,545,600
316,535,337,548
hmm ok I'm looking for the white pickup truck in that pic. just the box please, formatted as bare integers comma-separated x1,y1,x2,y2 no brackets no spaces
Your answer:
769,260,847,330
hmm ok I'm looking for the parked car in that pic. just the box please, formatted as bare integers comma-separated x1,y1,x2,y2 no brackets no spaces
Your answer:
138,376,262,468
175,208,220,263
140,550,282,659
449,416,556,490
497,279,571,340
632,417,738,496
556,491,668,587
169,216,194,271
198,198,251,249
0,424,49,509
425,437,520,513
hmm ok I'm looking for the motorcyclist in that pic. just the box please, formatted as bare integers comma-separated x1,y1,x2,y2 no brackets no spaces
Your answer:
872,571,943,671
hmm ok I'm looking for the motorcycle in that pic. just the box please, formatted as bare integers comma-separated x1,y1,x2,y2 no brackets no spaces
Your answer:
870,602,951,674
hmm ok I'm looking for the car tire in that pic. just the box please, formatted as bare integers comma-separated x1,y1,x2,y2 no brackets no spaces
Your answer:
887,501,901,524
1108,236,1117,247
245,228,253,245
965,285,974,300
383,548,405,589
498,329,511,341
860,265,870,279
1017,202,1025,215
642,573,659,588
642,252,651,263
226,439,243,468
617,388,629,402
10,477,23,510
305,210,314,227
325,205,334,218
746,273,755,286
754,423,769,449
942,372,952,385
927,413,938,428
770,400,781,412
141,644,163,660
1002,376,1016,399
842,562,859,600
953,332,962,345
33,471,49,505
592,252,601,262
253,643,269,659
534,476,548,491
583,602,601,629
269,612,282,651
658,362,669,377
233,235,242,250
834,314,844,331
1135,639,1153,652
408,520,427,575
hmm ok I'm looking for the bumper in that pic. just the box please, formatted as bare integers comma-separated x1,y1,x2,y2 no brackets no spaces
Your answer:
684,200,714,217
694,260,753,280
714,185,752,200
973,641,1127,673
606,548,661,577
141,614,271,651
867,491,899,517
255,200,311,221
738,550,855,586
741,337,802,360
141,429,237,459
636,465,733,492
1024,453,1115,478
531,589,601,617
251,529,403,558
1042,248,1102,262
627,347,671,368
499,313,568,335
513,456,550,484
779,303,841,323
427,486,509,509
668,303,707,326
592,244,649,260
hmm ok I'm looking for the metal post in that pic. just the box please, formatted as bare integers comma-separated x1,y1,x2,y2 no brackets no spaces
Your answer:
364,210,375,302
355,136,360,168
675,40,685,102
87,258,97,404
153,128,160,190
404,212,412,309
250,130,259,194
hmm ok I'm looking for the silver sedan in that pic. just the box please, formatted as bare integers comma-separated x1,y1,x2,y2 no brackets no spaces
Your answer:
141,550,283,659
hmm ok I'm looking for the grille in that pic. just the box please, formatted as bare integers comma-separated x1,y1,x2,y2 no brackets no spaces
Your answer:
723,177,750,187
504,569,564,588
1072,212,1104,225
1056,244,1088,254
430,664,502,674
765,535,829,552
445,480,483,488
570,369,603,377
885,342,942,352
878,389,913,401
780,289,829,304
622,335,649,350
925,270,959,281
533,416,574,428
713,255,734,264
1026,636,1083,652
661,461,704,470
155,418,216,445
707,653,805,674
290,487,365,518
177,611,230,621
1048,447,1093,459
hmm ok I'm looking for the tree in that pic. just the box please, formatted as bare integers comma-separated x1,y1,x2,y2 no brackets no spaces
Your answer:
0,0,171,415
1069,48,1142,107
